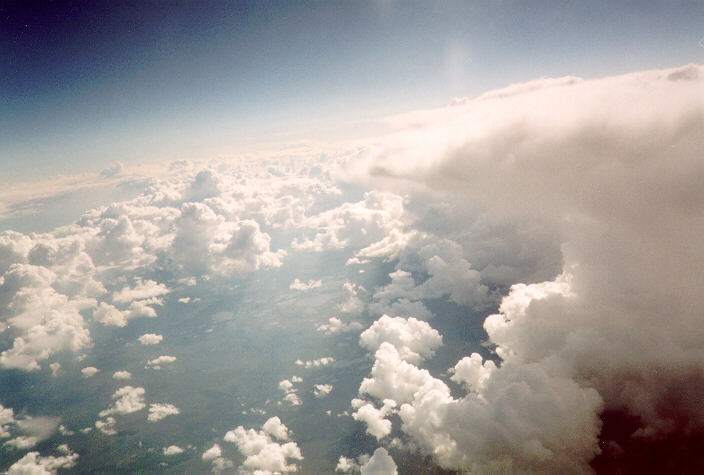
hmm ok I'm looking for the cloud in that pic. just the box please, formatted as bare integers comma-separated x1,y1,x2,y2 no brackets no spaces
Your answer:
100,162,124,179
146,355,176,369
360,448,397,475
112,371,131,380
99,386,146,417
359,315,442,364
95,417,117,436
7,447,78,474
313,384,333,398
295,357,334,368
111,279,169,304
316,317,364,335
163,445,184,456
279,378,302,406
147,403,180,422
202,443,222,461
344,64,704,470
224,417,303,473
81,367,99,378
138,333,163,345
292,191,411,260
352,399,396,440
289,278,322,291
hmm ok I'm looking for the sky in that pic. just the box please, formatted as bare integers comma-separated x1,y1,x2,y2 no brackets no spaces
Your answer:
1,2,704,474
2,0,703,181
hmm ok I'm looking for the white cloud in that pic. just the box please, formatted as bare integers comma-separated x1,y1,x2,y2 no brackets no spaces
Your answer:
224,417,303,473
111,279,170,304
360,448,397,475
279,378,302,406
95,417,117,436
359,315,442,364
138,333,162,345
295,357,334,368
99,386,146,417
112,371,131,380
346,64,704,471
163,445,184,456
289,278,322,291
146,355,176,369
7,447,78,474
313,384,333,398
81,366,99,378
147,403,180,422
292,191,412,260
49,362,60,377
202,443,222,461
316,317,364,335
352,400,396,440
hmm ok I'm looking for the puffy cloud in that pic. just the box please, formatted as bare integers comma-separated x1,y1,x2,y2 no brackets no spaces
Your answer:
224,417,303,473
359,315,442,364
352,400,396,440
100,161,124,178
289,278,322,291
6,447,78,474
0,264,91,371
163,445,184,456
81,367,99,378
359,342,447,405
335,455,360,473
202,443,222,461
295,357,334,368
112,371,131,380
346,64,704,470
313,384,333,398
111,279,169,304
147,403,180,422
450,353,496,393
360,448,397,475
2,416,60,450
293,191,412,259
338,282,364,314
95,417,116,436
170,202,284,277
279,378,302,406
99,386,146,417
146,355,176,369
138,333,163,345
316,317,364,335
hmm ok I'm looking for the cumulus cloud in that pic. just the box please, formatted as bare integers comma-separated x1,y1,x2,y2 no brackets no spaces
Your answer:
95,417,117,436
295,357,334,368
224,416,303,473
163,445,184,456
146,355,176,369
147,403,180,422
292,191,412,260
279,378,302,406
81,366,99,378
343,64,704,471
316,317,364,335
360,448,397,475
359,315,442,364
138,333,162,345
201,443,222,461
112,371,131,380
99,386,146,417
313,384,333,398
352,399,396,440
7,447,78,474
289,278,322,291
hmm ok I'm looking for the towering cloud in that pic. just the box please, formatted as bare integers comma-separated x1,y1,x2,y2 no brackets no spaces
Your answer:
349,65,704,471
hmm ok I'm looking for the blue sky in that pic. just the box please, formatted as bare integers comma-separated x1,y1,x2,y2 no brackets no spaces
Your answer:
2,0,702,181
